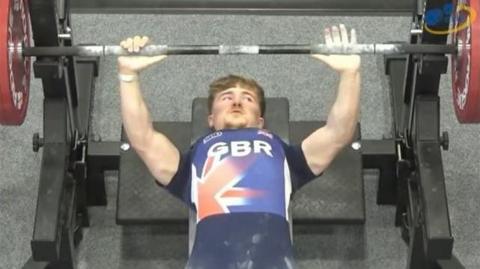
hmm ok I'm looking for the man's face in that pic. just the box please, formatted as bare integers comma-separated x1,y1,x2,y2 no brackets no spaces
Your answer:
208,87,264,130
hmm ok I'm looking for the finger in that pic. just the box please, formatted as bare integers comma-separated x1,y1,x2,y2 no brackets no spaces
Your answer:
350,29,357,44
331,25,341,44
120,40,126,49
324,28,333,45
133,36,142,52
339,24,349,44
126,38,133,53
139,36,149,47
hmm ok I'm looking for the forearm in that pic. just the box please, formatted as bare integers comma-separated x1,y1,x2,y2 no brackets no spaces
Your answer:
119,74,155,150
325,70,361,144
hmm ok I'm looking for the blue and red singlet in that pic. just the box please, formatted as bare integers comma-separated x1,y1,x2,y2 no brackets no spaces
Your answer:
164,128,317,269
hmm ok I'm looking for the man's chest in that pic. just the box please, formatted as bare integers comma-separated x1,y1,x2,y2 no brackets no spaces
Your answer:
189,129,293,222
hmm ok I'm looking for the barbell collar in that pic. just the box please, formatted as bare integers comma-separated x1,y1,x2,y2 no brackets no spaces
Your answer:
19,43,459,57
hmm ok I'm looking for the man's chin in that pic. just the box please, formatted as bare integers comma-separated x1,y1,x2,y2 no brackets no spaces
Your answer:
224,121,248,129
222,116,249,129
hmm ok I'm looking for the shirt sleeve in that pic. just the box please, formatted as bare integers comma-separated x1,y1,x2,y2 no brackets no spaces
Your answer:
160,150,192,204
280,140,319,193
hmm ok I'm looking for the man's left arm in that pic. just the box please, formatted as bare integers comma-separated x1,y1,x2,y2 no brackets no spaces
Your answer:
302,24,361,175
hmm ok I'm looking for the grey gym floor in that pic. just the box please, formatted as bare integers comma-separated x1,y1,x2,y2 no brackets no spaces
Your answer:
1,14,479,269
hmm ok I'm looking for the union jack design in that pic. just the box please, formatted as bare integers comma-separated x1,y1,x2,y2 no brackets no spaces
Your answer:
192,155,264,221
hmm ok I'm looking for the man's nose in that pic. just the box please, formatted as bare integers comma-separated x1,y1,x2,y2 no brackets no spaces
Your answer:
232,95,242,106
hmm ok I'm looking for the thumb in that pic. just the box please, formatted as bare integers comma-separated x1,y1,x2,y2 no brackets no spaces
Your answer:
139,55,168,69
311,54,330,62
146,55,167,65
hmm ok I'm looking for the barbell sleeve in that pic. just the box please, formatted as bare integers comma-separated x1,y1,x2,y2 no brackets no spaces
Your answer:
20,43,459,57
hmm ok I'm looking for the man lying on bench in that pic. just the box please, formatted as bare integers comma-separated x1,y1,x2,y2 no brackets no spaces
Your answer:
116,24,360,269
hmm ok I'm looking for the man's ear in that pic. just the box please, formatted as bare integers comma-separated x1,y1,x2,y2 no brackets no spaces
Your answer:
258,117,265,129
208,114,214,128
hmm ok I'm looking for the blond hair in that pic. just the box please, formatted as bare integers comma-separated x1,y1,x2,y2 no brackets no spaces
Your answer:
208,74,265,116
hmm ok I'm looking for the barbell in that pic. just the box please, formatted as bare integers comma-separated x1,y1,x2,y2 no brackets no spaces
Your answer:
0,0,479,126
16,43,460,56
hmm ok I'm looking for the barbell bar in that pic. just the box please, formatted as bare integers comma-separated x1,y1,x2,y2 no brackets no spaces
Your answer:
16,43,461,57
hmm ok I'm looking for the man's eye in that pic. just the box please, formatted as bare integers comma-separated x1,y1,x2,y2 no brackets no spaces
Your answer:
245,96,253,102
222,96,232,100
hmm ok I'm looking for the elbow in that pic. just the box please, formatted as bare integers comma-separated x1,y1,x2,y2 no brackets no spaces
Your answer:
152,167,176,186
151,155,180,186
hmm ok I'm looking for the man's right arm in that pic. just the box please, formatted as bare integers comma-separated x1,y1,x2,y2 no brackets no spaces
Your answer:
118,36,179,186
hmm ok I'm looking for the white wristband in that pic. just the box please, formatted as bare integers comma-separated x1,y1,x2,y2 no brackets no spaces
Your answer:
118,73,138,82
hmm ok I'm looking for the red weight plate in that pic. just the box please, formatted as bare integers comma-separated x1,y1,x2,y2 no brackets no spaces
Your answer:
451,0,480,123
0,0,31,125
